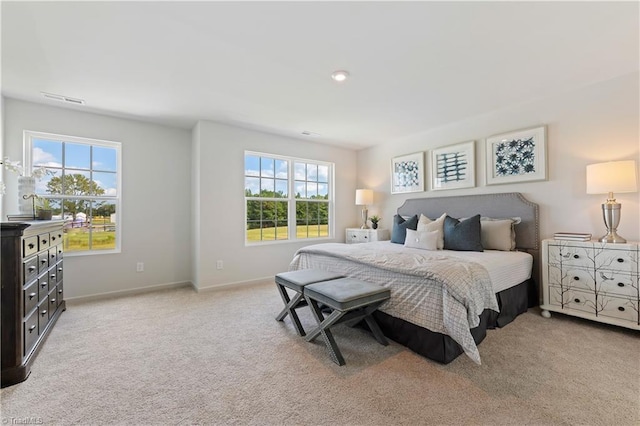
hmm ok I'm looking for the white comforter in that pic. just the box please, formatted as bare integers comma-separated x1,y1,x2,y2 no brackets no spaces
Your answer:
290,242,500,364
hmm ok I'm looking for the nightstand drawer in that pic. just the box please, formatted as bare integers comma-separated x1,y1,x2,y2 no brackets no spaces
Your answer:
346,230,369,243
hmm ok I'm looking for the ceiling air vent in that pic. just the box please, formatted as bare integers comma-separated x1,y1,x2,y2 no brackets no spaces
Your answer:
41,92,85,105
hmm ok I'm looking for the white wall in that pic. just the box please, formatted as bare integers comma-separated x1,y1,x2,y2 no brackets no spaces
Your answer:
192,120,357,290
2,98,193,298
357,72,640,243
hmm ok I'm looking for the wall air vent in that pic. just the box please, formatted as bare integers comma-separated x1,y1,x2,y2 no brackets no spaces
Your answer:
41,92,85,105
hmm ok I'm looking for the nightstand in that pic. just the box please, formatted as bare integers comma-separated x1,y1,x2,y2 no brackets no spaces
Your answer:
345,228,390,244
541,238,639,330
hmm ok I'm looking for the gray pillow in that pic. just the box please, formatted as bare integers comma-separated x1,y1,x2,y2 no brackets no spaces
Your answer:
391,214,418,244
443,214,483,252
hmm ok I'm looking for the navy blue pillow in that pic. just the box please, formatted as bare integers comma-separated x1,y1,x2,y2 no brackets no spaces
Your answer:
391,214,418,244
443,215,483,252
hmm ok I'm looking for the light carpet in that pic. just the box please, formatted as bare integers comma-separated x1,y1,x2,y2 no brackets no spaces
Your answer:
1,281,638,425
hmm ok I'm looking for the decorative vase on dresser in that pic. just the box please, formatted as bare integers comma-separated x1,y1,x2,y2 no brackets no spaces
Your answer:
1,220,66,387
541,238,639,330
345,228,390,244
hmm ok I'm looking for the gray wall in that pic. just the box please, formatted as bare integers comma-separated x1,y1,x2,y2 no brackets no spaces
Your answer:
356,72,640,243
2,99,193,299
191,120,357,290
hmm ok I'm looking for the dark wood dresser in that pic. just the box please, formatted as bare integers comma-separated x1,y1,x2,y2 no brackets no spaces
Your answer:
1,220,66,387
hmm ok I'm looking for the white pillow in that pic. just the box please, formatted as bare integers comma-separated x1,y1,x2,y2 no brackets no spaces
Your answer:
417,212,447,249
480,217,521,251
404,229,439,251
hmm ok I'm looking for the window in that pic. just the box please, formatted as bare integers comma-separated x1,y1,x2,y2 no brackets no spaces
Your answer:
245,152,333,244
25,131,121,255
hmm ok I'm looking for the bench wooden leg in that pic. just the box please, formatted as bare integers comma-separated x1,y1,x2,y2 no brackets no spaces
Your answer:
275,283,306,336
305,297,346,366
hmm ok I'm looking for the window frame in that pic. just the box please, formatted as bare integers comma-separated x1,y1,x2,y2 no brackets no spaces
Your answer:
244,151,334,246
24,130,122,256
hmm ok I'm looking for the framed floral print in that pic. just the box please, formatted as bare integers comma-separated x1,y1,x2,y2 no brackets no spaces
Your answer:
430,141,475,191
485,126,547,185
391,152,424,194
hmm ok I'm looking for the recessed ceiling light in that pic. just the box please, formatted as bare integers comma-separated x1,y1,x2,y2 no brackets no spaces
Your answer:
41,91,85,105
331,70,350,83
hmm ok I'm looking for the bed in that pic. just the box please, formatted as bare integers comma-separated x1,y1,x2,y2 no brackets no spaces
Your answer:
289,192,539,365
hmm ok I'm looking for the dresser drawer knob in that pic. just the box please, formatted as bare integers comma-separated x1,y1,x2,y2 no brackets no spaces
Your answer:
573,276,580,281
58,267,63,272
40,259,47,264
618,306,625,312
42,239,47,245
29,266,36,272
51,236,56,241
29,292,36,299
617,282,625,287
574,298,581,303
28,243,35,249
50,299,56,304
58,289,63,294
50,274,56,280
573,254,579,259
41,310,47,316
617,258,624,263
29,324,36,333
41,282,47,288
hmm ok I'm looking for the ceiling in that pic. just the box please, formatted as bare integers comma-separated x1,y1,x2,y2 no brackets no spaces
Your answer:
2,1,638,150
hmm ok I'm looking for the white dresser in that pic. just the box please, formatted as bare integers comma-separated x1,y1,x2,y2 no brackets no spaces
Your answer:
345,228,390,244
541,239,639,330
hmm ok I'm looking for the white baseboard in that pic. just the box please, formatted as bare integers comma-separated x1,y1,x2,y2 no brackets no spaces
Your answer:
193,276,274,292
65,281,193,304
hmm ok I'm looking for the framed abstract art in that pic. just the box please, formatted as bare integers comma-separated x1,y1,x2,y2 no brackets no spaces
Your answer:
430,141,475,191
391,152,424,194
485,126,547,185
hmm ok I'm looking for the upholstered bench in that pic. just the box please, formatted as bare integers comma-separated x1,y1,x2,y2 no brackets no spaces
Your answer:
304,278,390,366
275,269,344,336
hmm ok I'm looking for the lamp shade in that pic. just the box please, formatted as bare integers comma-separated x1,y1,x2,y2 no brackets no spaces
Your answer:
355,189,373,205
586,160,638,194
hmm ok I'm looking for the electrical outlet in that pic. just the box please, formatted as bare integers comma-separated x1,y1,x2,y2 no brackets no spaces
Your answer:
216,260,223,270
136,262,144,272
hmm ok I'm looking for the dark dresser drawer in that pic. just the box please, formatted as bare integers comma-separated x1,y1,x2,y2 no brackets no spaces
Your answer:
38,252,49,274
56,262,63,283
50,231,62,246
38,301,49,333
24,310,39,356
38,273,49,302
48,247,57,266
48,268,57,291
56,283,64,306
23,257,38,285
38,233,50,251
48,290,58,319
23,236,38,257
23,281,39,316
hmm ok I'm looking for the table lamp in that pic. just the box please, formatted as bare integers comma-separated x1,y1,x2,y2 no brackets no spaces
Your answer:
586,160,638,243
355,189,373,229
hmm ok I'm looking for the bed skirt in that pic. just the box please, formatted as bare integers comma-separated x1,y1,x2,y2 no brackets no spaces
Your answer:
372,278,537,364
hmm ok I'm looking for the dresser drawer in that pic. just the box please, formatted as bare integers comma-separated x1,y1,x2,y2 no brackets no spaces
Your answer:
24,310,39,356
48,247,57,266
596,249,636,274
55,262,63,283
599,295,638,323
547,244,592,268
48,290,58,319
23,281,39,317
38,273,50,302
56,283,64,306
56,244,63,260
38,233,50,251
547,286,595,314
38,301,49,334
548,267,594,292
23,257,39,285
599,273,638,298
38,252,49,274
23,236,39,258
47,268,58,291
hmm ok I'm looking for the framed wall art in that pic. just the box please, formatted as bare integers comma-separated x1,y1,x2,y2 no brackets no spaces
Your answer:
430,141,475,191
391,152,424,194
485,126,547,185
